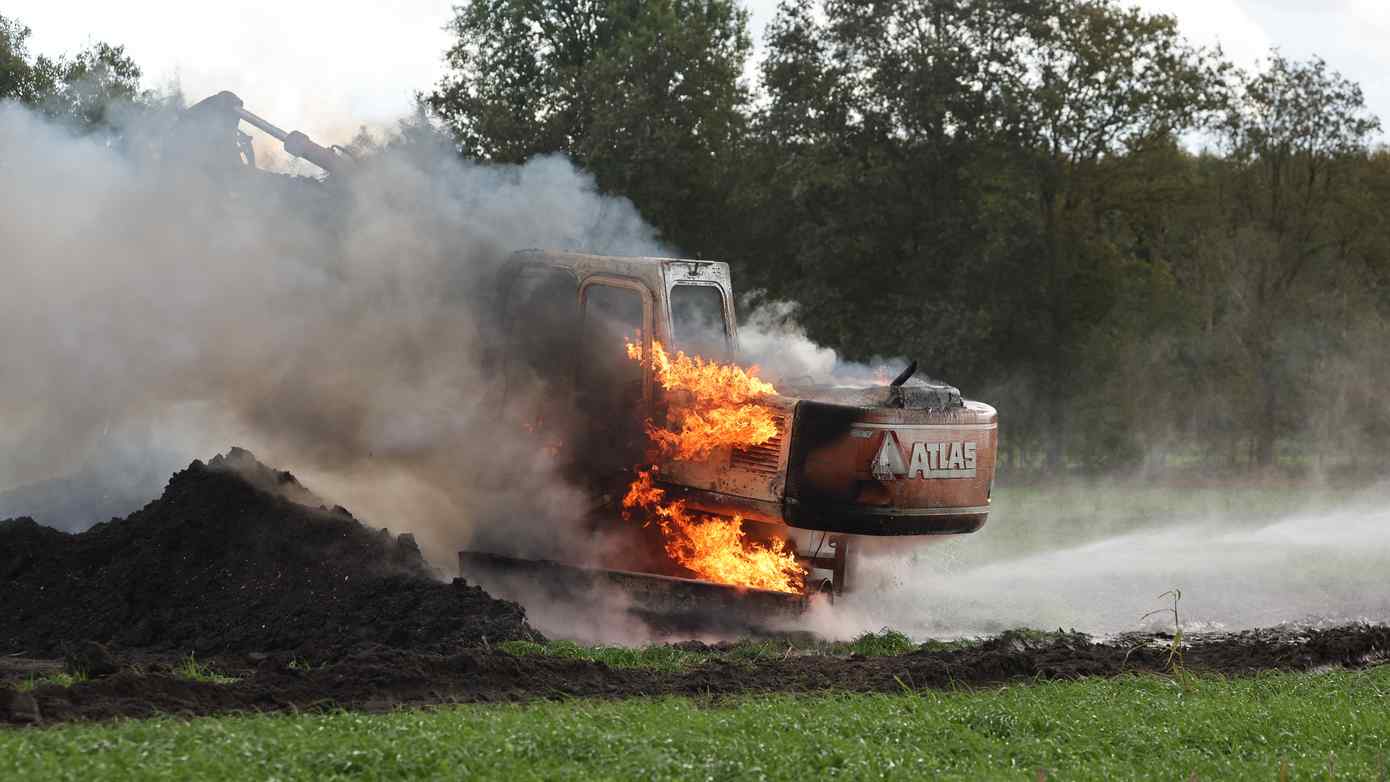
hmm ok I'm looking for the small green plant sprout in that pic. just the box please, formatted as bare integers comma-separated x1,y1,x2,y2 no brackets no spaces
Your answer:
726,640,781,662
495,640,713,671
496,640,547,658
14,671,88,692
174,654,240,685
849,629,917,657
1140,588,1185,675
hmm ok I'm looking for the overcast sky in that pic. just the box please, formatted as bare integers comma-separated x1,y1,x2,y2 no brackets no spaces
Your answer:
8,1,1388,144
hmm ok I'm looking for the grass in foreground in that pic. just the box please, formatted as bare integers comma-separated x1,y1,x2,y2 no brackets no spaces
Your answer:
4,667,1388,780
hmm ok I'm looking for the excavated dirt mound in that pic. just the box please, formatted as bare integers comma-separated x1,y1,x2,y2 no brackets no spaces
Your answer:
2,624,1386,725
0,449,537,658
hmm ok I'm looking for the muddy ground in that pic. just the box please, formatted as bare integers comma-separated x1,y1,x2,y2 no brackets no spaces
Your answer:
3,450,1388,727
0,624,1386,725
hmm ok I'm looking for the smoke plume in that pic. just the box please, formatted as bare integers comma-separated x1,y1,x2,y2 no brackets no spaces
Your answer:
736,297,913,387
0,100,665,562
7,99,1387,646
795,479,1390,640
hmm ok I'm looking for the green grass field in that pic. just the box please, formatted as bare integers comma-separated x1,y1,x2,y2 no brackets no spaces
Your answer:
493,629,923,670
4,667,1387,781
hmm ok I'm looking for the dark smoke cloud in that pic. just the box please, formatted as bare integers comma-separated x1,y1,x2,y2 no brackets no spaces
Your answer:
0,101,667,562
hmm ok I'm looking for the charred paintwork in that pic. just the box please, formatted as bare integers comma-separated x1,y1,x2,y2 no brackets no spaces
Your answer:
665,396,997,537
504,249,738,355
782,399,996,535
493,250,1000,591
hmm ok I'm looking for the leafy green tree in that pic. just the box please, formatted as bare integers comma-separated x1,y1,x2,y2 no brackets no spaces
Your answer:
1001,1,1227,469
748,0,1038,373
429,0,752,256
751,0,1227,470
34,41,144,130
1217,53,1381,467
1,15,41,102
0,14,143,131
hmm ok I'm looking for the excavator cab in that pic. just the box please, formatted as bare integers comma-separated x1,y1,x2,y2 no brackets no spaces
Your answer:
487,249,996,602
495,252,741,485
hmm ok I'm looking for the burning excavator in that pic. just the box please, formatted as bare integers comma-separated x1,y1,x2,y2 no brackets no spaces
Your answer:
178,92,998,624
466,252,998,625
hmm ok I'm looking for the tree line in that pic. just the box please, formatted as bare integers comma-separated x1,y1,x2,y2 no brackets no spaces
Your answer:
1,16,143,130
428,0,1390,476
6,3,1389,476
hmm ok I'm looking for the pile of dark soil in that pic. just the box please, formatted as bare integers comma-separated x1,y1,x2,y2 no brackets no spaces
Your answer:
3,624,1385,725
0,448,537,658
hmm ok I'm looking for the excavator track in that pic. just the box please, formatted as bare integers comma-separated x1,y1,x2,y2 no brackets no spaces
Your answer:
458,550,813,635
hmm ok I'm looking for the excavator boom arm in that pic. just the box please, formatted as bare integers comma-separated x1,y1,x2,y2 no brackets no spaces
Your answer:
178,91,352,177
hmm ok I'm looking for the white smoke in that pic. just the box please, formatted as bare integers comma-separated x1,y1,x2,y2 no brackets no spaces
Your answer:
797,480,1390,640
734,298,1390,642
8,99,1386,646
0,100,667,563
736,297,911,387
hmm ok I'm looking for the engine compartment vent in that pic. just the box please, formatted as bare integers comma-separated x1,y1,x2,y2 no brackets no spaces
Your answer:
731,416,785,475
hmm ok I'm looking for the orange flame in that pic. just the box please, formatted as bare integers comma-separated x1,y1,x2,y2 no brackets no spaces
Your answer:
624,340,805,594
626,340,779,460
623,469,805,593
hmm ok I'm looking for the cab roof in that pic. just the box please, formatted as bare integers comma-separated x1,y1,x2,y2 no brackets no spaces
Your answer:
507,249,729,293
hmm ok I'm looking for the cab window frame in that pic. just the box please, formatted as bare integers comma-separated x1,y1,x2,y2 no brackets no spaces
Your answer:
667,281,733,360
500,263,580,395
579,275,655,409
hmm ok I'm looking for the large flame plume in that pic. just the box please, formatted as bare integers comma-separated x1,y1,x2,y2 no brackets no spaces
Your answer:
625,340,778,460
624,340,806,594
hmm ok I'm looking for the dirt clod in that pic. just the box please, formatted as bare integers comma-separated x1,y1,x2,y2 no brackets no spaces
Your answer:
0,689,40,725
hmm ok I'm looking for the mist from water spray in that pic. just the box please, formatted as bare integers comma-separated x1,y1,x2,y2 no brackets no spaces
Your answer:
798,481,1390,640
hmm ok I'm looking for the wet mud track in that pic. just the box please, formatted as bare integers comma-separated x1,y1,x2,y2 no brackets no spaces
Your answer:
4,624,1386,726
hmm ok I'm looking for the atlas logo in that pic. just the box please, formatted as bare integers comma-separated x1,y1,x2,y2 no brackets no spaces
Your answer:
871,432,977,480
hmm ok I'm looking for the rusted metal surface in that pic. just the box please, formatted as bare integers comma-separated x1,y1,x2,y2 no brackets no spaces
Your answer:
656,398,795,515
494,250,998,539
654,394,996,537
783,399,997,536
804,534,850,595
